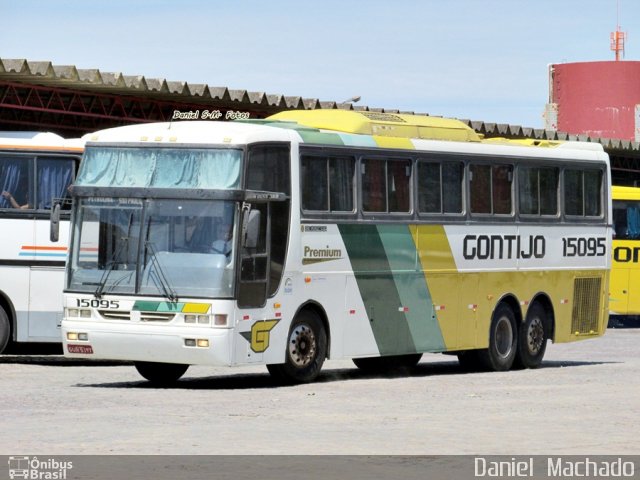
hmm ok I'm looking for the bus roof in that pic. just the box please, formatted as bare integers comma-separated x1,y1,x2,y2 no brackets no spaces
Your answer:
0,131,85,152
612,185,640,200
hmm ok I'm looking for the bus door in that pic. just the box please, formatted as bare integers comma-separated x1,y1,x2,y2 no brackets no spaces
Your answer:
234,198,289,364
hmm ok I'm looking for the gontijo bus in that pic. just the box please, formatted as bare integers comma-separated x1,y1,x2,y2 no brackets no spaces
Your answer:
610,185,640,316
58,110,611,384
0,132,83,353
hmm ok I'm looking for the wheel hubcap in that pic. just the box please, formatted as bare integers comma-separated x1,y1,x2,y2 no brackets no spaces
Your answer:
288,324,316,367
495,316,514,359
527,317,545,355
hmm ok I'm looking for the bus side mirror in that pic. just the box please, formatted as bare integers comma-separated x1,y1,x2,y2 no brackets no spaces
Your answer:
50,201,61,242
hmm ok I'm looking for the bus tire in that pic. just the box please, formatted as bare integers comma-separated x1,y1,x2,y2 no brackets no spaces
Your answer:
0,306,10,354
267,310,327,384
353,353,422,372
478,303,517,371
515,303,548,369
134,361,189,386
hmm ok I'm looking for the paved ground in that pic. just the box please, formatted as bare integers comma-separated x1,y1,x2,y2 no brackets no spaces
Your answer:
1,328,639,455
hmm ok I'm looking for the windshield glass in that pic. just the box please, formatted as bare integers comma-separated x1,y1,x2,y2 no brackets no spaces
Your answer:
76,147,242,189
68,198,236,299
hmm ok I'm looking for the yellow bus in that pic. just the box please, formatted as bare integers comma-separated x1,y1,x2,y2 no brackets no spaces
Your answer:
610,185,640,318
60,110,611,384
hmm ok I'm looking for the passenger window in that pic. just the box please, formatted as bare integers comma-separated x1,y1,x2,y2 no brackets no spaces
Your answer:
564,168,603,217
36,157,75,210
362,158,411,213
470,164,513,215
0,155,33,210
518,166,558,216
301,155,355,212
418,161,463,214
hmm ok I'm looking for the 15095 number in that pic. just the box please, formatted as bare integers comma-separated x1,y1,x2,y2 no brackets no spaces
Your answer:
562,237,606,257
76,299,120,309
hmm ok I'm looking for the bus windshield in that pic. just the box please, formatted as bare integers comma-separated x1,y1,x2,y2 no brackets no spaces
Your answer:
68,198,236,299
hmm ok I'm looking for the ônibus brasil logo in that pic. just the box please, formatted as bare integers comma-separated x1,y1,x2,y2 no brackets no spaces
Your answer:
8,456,73,480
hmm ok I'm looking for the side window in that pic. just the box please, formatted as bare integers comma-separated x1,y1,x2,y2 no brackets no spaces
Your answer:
0,155,33,210
564,168,603,217
246,145,290,195
518,166,559,216
470,164,513,215
362,158,411,213
417,160,463,214
36,157,75,210
613,200,640,239
300,155,355,212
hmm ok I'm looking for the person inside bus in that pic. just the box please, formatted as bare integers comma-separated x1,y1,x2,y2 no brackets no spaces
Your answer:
211,220,233,257
1,190,30,209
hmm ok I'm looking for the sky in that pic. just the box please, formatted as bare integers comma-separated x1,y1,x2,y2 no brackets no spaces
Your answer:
2,0,640,128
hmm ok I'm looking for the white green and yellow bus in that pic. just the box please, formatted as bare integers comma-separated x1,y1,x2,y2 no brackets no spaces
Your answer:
0,132,83,353
58,110,611,384
610,185,640,317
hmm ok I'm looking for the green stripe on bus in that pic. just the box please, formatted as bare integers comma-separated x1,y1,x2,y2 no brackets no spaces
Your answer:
338,224,417,355
132,301,185,312
376,225,446,351
296,130,345,145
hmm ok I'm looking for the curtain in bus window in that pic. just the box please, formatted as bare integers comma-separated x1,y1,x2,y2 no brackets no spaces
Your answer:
153,149,241,189
362,159,386,212
564,169,583,216
518,167,538,215
492,165,512,214
0,156,31,209
77,148,153,187
539,168,558,215
301,157,328,211
418,162,441,213
470,164,491,214
329,157,354,212
387,160,410,212
442,162,463,213
583,170,602,216
36,158,74,210
627,205,640,239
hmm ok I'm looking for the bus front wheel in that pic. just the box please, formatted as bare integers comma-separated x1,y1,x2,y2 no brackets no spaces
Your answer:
0,306,10,354
515,303,548,369
478,303,517,371
134,361,189,386
267,310,327,384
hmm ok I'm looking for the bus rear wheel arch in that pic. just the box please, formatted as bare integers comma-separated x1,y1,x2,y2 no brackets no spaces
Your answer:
134,361,189,386
267,308,327,384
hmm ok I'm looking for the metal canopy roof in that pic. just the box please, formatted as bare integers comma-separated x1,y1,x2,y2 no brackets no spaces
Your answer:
1,57,639,159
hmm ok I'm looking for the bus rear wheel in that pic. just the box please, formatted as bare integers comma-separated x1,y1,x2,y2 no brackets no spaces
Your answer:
515,303,548,369
0,306,10,354
478,303,517,371
267,310,327,384
134,361,189,386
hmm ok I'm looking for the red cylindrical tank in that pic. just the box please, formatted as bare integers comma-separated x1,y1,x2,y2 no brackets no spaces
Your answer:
550,61,640,140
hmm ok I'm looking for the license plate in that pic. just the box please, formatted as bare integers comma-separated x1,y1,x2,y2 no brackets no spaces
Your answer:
67,344,94,354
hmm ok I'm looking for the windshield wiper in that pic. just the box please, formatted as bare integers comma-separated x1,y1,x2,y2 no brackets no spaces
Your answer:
94,237,128,299
144,240,178,303
94,211,134,299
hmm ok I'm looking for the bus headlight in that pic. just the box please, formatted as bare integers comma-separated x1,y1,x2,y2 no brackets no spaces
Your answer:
66,308,91,319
